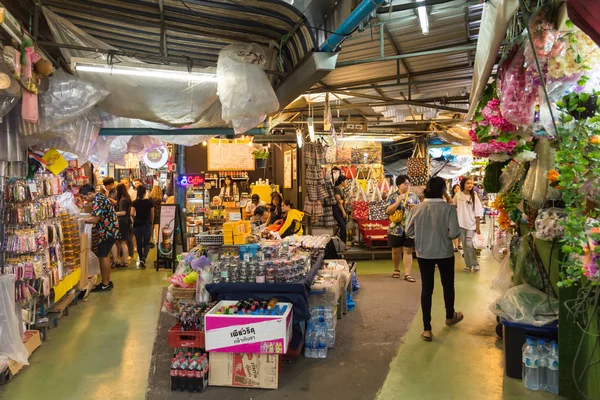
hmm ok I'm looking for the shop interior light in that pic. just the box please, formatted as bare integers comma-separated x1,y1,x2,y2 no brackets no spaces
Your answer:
202,141,207,146
73,60,218,82
340,136,394,142
416,0,429,35
307,117,315,141
296,129,304,148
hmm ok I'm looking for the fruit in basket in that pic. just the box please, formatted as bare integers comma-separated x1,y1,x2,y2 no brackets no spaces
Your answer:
183,271,198,285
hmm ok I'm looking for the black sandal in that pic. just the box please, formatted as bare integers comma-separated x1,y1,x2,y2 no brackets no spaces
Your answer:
404,275,416,283
392,270,401,279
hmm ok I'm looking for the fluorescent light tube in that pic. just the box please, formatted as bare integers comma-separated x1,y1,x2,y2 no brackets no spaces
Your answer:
296,129,304,148
74,62,217,82
417,1,429,35
341,137,394,142
307,117,315,141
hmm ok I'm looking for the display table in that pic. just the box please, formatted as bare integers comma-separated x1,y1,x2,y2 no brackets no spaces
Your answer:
251,185,280,204
205,253,323,351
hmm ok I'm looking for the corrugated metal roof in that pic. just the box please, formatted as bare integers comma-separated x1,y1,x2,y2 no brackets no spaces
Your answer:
41,0,316,72
322,0,481,98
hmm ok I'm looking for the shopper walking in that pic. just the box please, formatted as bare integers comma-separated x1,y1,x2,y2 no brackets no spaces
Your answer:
451,184,462,252
120,178,136,257
131,186,154,268
102,176,120,267
80,184,118,292
385,175,419,282
332,175,348,243
455,178,483,272
115,183,131,267
150,185,163,248
405,177,464,341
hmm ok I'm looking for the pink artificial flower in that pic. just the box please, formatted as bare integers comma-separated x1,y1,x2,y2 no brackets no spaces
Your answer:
469,129,478,143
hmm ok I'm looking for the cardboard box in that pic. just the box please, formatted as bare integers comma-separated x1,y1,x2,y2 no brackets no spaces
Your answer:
7,331,42,376
209,353,278,389
205,301,293,354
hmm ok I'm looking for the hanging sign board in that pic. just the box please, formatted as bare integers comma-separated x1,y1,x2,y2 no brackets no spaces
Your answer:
143,146,169,169
157,204,177,259
207,140,255,171
42,148,68,175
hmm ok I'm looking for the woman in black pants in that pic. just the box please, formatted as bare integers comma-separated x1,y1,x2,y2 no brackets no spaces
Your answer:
332,175,348,243
405,176,464,342
131,186,154,268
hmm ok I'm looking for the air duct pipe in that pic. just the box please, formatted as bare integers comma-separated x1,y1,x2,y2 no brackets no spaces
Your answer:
319,0,387,52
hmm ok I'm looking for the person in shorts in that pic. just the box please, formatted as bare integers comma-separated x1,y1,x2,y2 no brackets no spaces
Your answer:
80,184,119,292
385,175,420,282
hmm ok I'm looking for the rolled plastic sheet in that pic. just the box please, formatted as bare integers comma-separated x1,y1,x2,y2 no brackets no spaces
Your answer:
86,135,115,166
217,43,279,133
107,136,131,166
44,8,221,127
127,136,164,157
0,275,29,365
0,108,28,163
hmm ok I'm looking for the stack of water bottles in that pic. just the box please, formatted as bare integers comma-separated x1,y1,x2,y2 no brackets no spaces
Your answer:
305,306,335,359
522,338,559,394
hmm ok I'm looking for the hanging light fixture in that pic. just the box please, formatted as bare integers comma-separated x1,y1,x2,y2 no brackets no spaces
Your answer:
307,117,315,142
416,0,429,35
296,129,304,148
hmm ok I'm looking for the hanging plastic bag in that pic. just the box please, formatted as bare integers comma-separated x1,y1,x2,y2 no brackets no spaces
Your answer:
88,252,100,276
0,275,30,365
491,251,514,295
473,233,487,250
489,284,558,326
217,43,279,134
57,192,81,216
521,138,554,208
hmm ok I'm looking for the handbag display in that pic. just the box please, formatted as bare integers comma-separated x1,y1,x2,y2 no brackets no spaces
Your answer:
351,183,369,221
368,183,388,221
407,144,429,186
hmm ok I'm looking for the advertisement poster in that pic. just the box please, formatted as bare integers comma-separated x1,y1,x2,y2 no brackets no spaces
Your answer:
158,204,177,259
292,149,297,180
284,150,292,189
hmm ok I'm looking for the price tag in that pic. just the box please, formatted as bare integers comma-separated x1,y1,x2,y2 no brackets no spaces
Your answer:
28,183,38,194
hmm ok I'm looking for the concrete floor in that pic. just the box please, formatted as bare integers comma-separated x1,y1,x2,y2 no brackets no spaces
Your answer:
1,248,562,400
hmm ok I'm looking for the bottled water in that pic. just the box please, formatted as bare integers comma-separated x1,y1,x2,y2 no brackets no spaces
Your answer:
537,340,549,391
316,326,328,358
522,338,540,391
547,342,559,394
305,323,315,358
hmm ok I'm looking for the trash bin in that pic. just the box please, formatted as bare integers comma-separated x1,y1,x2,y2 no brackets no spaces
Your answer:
501,319,558,379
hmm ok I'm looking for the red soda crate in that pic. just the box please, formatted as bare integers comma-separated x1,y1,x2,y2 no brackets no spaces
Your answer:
168,324,205,348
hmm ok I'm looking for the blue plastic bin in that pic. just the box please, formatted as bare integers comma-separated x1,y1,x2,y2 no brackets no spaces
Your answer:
501,319,558,379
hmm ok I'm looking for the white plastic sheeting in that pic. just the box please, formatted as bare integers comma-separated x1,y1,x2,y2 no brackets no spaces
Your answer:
44,8,225,128
0,275,29,365
217,43,279,133
467,0,520,119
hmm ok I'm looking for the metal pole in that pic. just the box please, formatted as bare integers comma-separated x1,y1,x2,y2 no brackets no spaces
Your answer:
380,23,385,58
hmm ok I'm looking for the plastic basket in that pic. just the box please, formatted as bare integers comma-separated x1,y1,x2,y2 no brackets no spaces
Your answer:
196,233,224,246
168,324,206,348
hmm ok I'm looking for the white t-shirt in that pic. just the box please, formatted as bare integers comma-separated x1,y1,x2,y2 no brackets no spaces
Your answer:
455,192,483,231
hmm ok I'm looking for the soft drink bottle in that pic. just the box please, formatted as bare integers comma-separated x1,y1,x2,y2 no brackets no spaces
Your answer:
267,298,278,310
188,357,198,392
178,357,189,392
522,338,540,390
170,358,180,391
547,342,559,394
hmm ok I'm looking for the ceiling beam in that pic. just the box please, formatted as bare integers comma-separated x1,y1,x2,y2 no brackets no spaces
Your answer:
378,0,475,14
285,99,468,114
314,64,473,91
336,43,477,68
158,0,168,58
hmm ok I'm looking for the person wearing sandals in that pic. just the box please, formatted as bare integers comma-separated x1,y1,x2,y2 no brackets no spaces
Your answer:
406,177,464,341
455,178,483,272
115,183,131,268
451,184,462,252
385,175,419,282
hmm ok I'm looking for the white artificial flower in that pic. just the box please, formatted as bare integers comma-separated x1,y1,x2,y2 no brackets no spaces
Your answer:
514,150,537,163
489,153,511,162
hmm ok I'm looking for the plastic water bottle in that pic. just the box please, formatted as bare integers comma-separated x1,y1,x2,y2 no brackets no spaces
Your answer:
305,323,315,358
317,326,328,358
522,338,540,390
547,342,559,394
537,340,548,391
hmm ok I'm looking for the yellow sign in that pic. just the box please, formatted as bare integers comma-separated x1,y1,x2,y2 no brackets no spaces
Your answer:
42,148,68,175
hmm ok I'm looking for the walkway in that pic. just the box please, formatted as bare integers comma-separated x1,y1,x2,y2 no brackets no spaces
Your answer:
0,250,563,400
